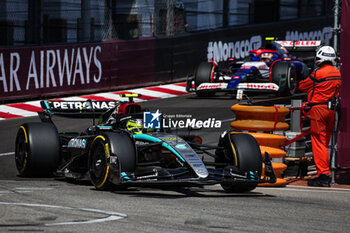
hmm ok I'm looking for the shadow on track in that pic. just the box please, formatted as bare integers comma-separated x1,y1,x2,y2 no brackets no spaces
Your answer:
105,186,275,199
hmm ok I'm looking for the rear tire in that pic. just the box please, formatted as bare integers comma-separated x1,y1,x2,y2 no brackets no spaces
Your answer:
194,62,216,97
271,62,296,96
15,123,60,177
216,132,262,192
88,132,136,190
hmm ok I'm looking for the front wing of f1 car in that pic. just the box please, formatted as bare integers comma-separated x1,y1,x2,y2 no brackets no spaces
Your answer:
186,79,280,94
116,133,277,186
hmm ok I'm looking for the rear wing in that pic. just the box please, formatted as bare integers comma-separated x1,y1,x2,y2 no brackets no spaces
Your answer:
40,100,118,118
274,40,322,52
39,94,142,118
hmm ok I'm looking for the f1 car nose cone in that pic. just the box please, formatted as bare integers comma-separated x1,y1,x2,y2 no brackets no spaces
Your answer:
195,168,209,178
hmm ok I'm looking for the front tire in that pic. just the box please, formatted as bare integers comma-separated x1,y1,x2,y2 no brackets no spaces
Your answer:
271,62,296,96
194,62,216,97
216,132,262,192
88,132,136,190
15,123,60,177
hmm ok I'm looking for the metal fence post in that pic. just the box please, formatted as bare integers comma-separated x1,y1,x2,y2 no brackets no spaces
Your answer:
290,99,302,132
166,0,174,36
330,108,339,185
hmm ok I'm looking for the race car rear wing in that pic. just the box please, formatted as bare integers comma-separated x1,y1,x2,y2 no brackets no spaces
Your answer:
39,94,142,119
40,100,118,118
274,40,322,52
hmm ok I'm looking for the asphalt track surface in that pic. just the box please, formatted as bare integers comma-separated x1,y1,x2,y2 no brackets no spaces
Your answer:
0,93,350,232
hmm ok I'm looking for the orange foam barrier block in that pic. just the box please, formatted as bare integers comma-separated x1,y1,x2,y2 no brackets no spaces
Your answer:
259,178,287,187
231,104,290,120
230,104,290,131
259,146,286,158
230,120,289,131
242,132,286,148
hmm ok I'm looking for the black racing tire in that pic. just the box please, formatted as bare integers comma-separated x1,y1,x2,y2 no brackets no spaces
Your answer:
215,132,262,193
194,62,216,97
15,123,60,177
271,62,297,96
88,132,136,190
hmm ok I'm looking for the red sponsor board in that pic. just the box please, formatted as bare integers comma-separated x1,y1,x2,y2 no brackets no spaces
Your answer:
276,40,321,47
338,1,350,167
0,38,154,101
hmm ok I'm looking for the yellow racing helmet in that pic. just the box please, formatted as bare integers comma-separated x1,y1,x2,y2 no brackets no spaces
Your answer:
126,119,143,134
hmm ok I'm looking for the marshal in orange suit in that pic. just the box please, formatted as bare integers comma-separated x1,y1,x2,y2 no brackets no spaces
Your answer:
299,45,342,187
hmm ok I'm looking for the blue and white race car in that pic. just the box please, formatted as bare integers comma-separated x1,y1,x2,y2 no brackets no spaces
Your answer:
187,40,321,97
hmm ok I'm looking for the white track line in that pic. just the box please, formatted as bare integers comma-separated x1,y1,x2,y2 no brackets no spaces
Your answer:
0,152,14,157
0,202,127,226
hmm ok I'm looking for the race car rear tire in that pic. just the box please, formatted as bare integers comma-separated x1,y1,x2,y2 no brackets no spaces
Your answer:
88,132,136,190
271,62,296,96
215,132,262,193
194,62,216,97
15,123,60,177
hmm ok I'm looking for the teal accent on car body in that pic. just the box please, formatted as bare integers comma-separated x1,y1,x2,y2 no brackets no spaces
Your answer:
97,125,113,129
249,171,258,181
133,134,162,143
44,101,50,110
121,172,131,180
43,101,52,113
133,134,186,162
